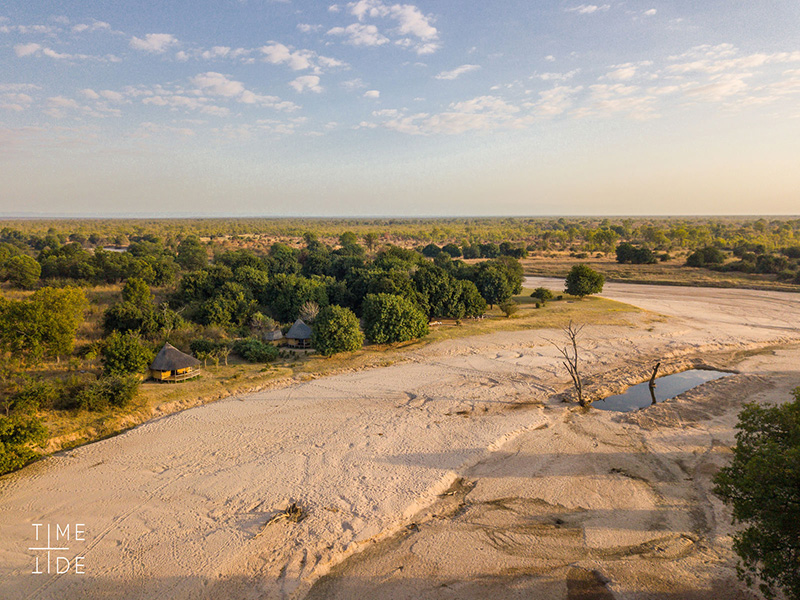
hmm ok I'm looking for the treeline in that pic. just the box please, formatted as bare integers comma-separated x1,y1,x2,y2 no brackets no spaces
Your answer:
616,241,800,283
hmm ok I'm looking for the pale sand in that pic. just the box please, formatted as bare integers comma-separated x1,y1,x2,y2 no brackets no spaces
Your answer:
1,280,799,599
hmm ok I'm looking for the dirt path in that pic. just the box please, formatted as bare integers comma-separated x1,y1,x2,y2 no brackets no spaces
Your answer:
1,282,799,600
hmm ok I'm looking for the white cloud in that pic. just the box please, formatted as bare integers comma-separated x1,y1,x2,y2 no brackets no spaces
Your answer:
605,61,652,81
327,23,389,47
435,64,481,80
537,69,580,81
129,33,178,53
297,23,322,33
0,92,34,112
535,85,583,116
14,43,107,62
290,75,323,93
260,42,345,73
643,9,657,16
328,4,341,12
545,55,556,62
80,89,100,100
14,43,42,57
684,73,751,102
334,1,440,54
191,72,246,97
72,21,111,33
566,4,610,14
364,90,380,98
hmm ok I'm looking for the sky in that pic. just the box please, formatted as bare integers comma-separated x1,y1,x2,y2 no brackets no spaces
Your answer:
2,0,800,217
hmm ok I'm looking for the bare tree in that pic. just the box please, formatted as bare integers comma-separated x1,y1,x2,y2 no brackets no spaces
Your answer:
553,321,586,407
299,301,320,324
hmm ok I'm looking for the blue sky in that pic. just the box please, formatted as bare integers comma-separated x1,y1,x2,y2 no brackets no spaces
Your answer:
2,1,800,216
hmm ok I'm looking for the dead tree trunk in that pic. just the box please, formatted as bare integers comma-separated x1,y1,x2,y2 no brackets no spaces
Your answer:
649,362,660,387
553,321,586,407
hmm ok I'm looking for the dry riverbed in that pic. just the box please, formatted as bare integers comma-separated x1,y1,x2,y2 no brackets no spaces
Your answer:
1,281,799,600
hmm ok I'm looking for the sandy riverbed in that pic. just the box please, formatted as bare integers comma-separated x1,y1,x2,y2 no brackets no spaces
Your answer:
1,281,799,600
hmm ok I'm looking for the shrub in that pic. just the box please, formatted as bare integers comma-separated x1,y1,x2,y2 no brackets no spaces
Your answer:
686,246,725,268
232,338,278,363
564,264,604,298
530,287,554,304
312,305,364,356
362,293,429,344
56,375,140,411
499,300,519,317
0,411,46,474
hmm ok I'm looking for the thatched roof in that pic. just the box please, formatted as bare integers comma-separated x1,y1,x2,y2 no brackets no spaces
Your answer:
285,319,312,340
150,343,201,371
264,328,283,341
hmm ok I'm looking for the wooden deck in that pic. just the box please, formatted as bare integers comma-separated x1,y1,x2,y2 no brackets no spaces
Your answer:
156,370,202,383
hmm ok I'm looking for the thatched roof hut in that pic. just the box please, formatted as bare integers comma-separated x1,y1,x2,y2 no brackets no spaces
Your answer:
264,328,284,342
150,343,201,382
285,319,312,348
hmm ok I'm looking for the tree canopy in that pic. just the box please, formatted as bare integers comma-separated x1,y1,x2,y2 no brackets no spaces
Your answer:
713,390,800,600
564,264,604,298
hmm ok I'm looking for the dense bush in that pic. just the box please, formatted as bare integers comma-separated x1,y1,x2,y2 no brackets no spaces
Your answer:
101,331,154,376
312,305,364,356
231,338,279,363
616,242,657,264
530,287,554,304
362,293,429,344
686,246,725,267
56,375,140,411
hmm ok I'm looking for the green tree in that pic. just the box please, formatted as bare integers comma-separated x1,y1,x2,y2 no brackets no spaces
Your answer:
101,331,154,376
312,305,364,356
362,293,429,344
713,390,800,600
564,264,604,298
474,263,513,308
0,287,87,361
4,255,41,289
121,277,153,308
176,236,208,271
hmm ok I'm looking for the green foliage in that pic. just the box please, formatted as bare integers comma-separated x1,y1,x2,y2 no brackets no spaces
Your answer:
56,374,140,411
422,243,442,258
362,293,429,344
564,264,604,298
265,274,329,323
121,277,153,307
616,242,657,264
713,390,800,600
231,338,278,363
686,246,726,268
0,286,87,361
312,305,364,356
441,243,462,258
4,255,41,289
499,300,519,317
268,242,300,275
176,236,208,270
530,287,555,303
0,410,46,474
101,331,154,376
